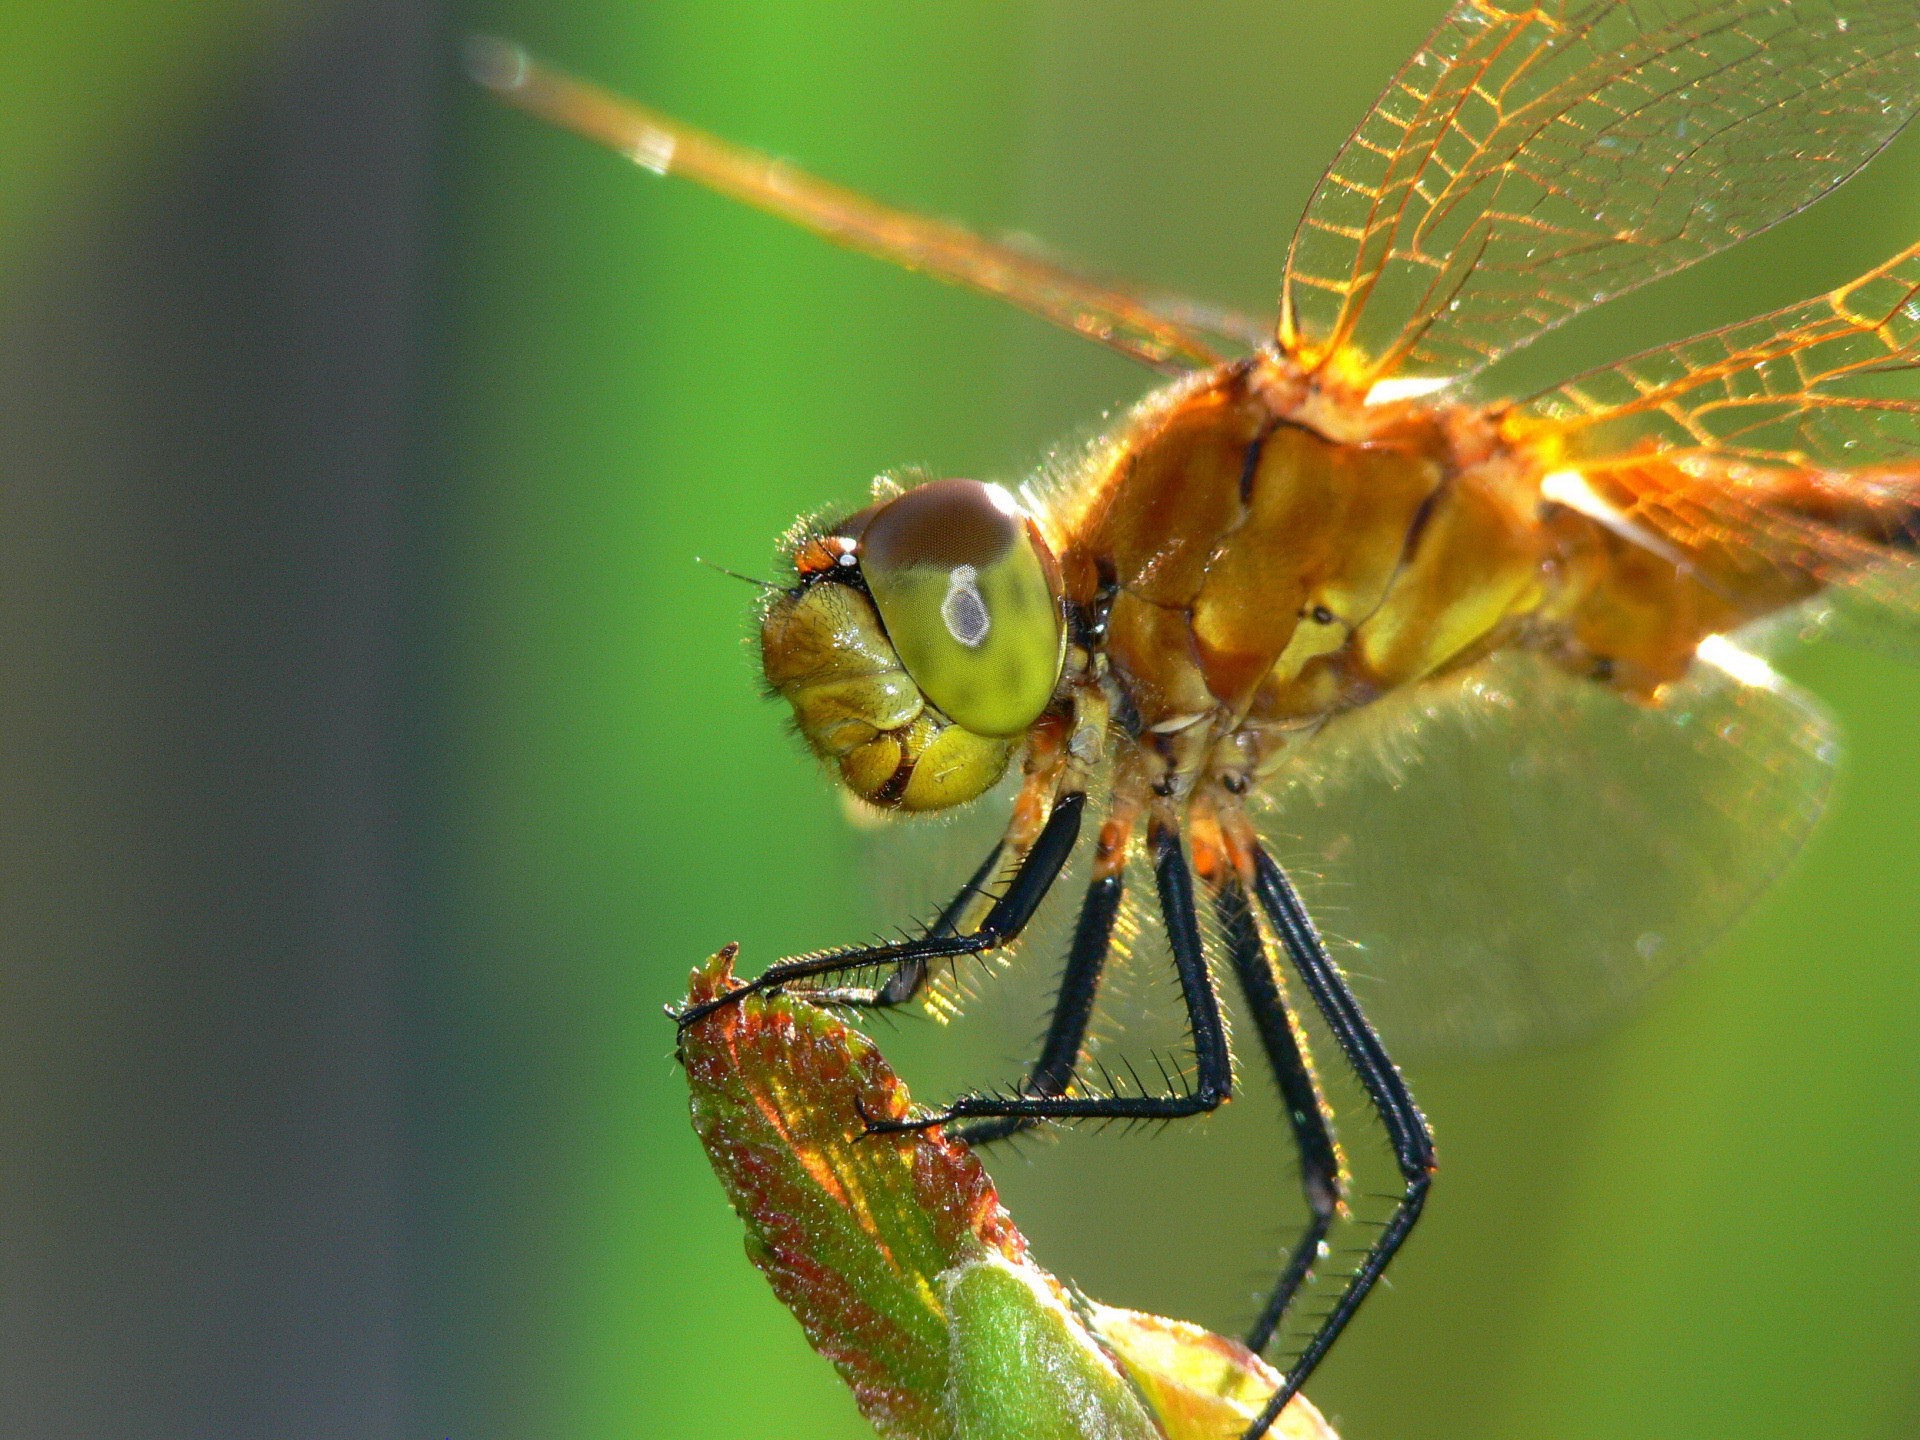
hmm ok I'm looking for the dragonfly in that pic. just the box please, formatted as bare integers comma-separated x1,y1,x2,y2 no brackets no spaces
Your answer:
473,4,1920,1434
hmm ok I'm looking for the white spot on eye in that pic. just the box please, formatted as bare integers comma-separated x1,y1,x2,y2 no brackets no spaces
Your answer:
941,564,991,648
836,551,857,567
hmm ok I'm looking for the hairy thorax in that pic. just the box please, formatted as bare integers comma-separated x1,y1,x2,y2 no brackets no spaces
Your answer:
1047,351,1820,805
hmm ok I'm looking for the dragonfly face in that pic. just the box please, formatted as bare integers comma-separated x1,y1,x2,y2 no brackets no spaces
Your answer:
760,478,1066,812
475,5,1920,1435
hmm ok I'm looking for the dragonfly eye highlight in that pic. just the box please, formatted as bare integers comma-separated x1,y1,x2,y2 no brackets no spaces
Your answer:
854,478,1065,738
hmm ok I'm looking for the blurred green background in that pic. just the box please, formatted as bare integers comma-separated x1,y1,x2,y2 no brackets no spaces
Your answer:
6,3,1919,1438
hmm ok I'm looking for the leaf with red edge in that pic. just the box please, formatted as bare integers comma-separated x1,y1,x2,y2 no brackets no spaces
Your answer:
677,946,1338,1440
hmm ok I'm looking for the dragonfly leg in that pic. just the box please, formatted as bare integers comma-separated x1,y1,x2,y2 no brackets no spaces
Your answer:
672,791,1085,1034
1242,843,1435,1440
802,841,1009,1012
946,868,1124,1146
866,821,1232,1133
1212,875,1346,1357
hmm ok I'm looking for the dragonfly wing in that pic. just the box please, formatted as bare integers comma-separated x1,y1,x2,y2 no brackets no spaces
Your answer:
470,40,1238,375
1522,237,1920,644
1531,237,1920,467
1254,644,1837,1053
1281,0,1920,387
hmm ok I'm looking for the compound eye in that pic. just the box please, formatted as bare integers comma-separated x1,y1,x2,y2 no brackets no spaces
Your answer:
857,478,1064,738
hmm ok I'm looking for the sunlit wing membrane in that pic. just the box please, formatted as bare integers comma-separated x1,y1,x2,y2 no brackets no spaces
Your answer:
1530,237,1920,465
1280,0,1920,388
1256,648,1836,1052
468,39,1233,375
1523,236,1920,632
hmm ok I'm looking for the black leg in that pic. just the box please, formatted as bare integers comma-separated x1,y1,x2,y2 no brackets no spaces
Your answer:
948,869,1124,1146
804,840,1009,1011
1213,877,1344,1357
868,822,1231,1131
1244,845,1435,1440
674,792,1086,1033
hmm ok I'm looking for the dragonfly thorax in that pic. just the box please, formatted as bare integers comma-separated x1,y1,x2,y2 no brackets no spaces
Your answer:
1058,359,1546,775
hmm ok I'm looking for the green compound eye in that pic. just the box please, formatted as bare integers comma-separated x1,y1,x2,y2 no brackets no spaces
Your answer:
855,478,1065,739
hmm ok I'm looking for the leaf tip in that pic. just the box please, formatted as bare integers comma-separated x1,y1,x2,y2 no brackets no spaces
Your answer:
675,958,1339,1440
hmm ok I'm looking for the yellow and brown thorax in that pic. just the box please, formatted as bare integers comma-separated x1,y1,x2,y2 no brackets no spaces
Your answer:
1048,351,1836,801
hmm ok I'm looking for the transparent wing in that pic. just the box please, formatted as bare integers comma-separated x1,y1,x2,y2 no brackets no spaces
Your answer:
1280,0,1920,387
1522,236,1920,639
1529,237,1920,467
1255,644,1837,1053
469,39,1236,374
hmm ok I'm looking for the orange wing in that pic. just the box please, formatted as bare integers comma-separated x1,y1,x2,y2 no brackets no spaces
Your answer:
467,39,1246,375
1521,237,1920,631
1281,0,1920,388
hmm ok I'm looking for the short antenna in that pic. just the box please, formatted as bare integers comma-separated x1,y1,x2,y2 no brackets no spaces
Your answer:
695,556,782,593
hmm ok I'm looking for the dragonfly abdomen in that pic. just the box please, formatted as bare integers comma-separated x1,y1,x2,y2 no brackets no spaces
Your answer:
1529,452,1920,697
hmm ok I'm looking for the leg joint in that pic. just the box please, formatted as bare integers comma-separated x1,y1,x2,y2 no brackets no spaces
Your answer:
1191,1078,1231,1111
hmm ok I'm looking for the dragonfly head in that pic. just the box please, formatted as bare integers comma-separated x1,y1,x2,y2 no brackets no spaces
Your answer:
760,477,1066,812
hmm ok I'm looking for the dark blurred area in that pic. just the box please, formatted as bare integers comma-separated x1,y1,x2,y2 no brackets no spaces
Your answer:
0,5,433,1435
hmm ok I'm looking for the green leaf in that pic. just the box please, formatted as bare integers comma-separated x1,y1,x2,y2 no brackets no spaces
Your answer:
944,1252,1160,1440
678,947,1338,1440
